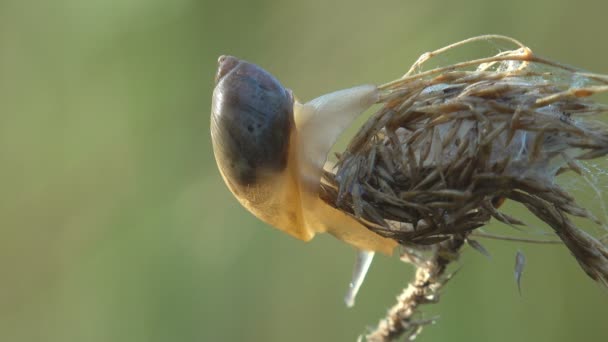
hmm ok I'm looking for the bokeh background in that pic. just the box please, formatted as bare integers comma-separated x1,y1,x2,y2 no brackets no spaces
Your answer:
2,0,607,341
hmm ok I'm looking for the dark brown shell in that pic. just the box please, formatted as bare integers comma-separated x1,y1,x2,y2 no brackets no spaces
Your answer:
211,56,294,187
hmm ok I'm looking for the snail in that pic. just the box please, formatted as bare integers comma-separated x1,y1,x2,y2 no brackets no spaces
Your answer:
211,55,397,306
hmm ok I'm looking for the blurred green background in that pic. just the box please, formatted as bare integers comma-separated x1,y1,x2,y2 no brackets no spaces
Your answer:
2,0,607,341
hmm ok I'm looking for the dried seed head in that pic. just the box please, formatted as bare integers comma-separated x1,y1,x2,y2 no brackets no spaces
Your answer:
321,35,608,286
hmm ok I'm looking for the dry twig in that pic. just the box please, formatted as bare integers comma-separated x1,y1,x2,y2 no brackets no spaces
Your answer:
366,237,465,341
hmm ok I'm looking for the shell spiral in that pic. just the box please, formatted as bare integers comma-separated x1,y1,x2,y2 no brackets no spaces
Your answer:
210,56,294,192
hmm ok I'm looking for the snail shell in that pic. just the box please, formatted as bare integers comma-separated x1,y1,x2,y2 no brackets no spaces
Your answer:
211,55,293,191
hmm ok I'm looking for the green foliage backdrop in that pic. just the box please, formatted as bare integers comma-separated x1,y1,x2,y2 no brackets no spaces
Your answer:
1,0,606,341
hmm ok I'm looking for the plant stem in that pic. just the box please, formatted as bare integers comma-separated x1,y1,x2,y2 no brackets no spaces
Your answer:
366,236,466,342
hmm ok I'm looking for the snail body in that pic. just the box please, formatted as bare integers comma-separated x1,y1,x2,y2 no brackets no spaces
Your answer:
211,56,396,254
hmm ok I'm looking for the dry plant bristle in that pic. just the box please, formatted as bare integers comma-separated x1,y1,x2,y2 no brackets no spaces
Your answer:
319,35,608,341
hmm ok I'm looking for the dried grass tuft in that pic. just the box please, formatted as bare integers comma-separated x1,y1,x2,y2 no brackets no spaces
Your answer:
319,35,608,341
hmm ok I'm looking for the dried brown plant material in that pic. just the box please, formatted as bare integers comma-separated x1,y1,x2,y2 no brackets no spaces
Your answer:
515,250,526,294
365,237,464,342
319,35,608,341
